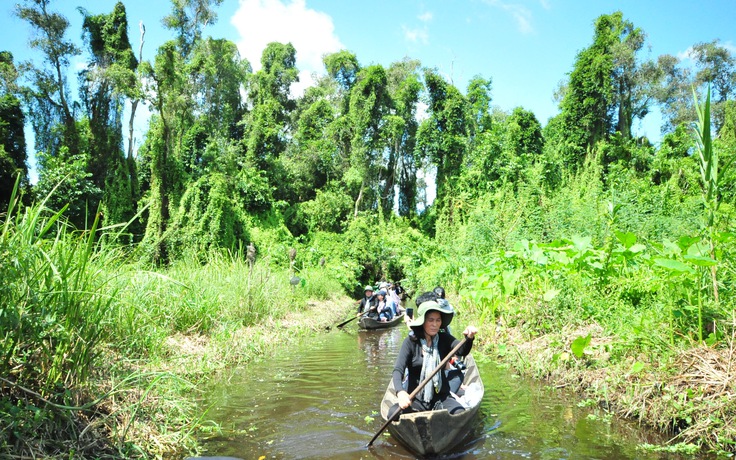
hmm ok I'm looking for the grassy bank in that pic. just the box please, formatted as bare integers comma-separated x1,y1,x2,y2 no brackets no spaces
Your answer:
440,231,736,456
0,190,353,458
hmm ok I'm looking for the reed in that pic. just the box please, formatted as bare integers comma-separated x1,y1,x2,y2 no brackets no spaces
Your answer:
0,176,128,455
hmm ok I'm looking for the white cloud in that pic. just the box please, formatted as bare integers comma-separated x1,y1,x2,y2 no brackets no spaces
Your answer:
231,0,343,94
403,25,429,45
481,0,534,34
677,46,695,62
418,11,433,23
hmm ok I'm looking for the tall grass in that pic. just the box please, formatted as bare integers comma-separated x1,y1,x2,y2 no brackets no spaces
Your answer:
110,249,344,359
0,177,129,455
1,178,118,395
1,176,348,457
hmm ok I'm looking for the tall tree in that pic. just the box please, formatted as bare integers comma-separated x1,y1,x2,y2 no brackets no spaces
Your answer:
608,13,649,139
347,64,390,216
0,52,28,208
163,0,224,58
244,42,298,178
385,58,421,217
16,0,102,227
188,38,249,139
16,0,80,157
416,69,469,210
466,75,493,137
691,40,736,131
323,49,360,114
138,0,224,263
557,11,654,166
139,41,188,264
80,2,139,226
653,53,694,133
557,14,615,165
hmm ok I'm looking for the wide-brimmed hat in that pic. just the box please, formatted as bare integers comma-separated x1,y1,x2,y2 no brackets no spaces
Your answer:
409,300,453,328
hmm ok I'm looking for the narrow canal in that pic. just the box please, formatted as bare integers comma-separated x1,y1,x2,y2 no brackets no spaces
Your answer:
196,326,702,459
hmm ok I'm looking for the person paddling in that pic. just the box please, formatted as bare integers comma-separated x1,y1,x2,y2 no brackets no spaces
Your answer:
357,285,377,318
390,301,478,415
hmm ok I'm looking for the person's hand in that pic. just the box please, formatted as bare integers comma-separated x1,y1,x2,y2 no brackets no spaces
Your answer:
397,390,411,409
463,326,478,339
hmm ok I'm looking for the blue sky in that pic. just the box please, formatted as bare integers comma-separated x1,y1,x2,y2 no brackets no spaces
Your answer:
2,0,735,176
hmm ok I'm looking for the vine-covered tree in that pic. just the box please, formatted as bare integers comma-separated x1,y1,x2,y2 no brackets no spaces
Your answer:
80,2,139,227
416,69,469,211
347,64,390,216
244,41,298,187
0,52,28,207
385,58,422,218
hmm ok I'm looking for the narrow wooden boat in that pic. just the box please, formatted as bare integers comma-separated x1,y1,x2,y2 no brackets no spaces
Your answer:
358,312,405,330
379,354,484,455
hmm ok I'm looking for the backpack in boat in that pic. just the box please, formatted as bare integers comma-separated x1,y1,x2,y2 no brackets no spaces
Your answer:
445,356,466,395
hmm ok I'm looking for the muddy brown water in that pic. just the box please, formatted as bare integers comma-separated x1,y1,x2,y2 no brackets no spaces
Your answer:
195,326,708,459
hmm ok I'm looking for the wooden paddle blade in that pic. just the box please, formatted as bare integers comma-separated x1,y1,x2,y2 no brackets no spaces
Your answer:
336,315,358,328
367,406,402,446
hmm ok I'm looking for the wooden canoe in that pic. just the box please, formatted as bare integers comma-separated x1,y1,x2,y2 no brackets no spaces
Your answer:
379,354,484,455
358,312,405,330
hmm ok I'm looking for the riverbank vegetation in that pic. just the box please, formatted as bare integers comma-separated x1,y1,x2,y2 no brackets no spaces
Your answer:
2,0,735,457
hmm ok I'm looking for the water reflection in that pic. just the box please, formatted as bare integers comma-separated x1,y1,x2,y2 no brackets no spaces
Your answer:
358,329,402,369
197,327,709,460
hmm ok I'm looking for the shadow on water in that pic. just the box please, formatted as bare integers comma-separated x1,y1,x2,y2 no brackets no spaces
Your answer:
195,327,712,460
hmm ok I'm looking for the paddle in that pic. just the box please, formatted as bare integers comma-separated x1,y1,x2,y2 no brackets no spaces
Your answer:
366,336,468,447
326,308,371,330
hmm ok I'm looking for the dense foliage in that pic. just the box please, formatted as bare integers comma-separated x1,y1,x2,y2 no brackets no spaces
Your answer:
2,0,736,457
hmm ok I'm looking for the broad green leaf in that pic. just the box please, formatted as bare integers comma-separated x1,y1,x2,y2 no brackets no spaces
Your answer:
683,255,717,267
615,231,636,249
530,247,548,265
685,241,709,257
571,333,592,358
571,235,592,253
715,232,735,243
661,239,681,256
653,257,694,273
628,244,646,253
502,269,521,295
678,235,701,252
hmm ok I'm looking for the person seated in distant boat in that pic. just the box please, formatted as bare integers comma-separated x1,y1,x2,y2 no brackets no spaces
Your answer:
391,300,477,415
387,281,403,315
376,289,395,322
357,285,378,319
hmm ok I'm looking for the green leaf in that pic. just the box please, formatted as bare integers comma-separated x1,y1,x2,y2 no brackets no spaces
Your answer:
628,244,646,254
661,239,681,256
571,333,592,358
571,235,592,253
653,258,694,273
682,255,717,267
501,269,521,296
685,241,710,257
615,231,636,249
